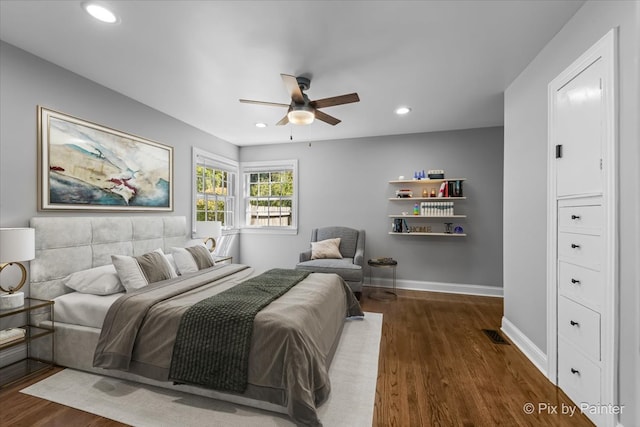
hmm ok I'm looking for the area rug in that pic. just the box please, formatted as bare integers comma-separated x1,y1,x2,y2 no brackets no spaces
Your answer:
21,312,382,427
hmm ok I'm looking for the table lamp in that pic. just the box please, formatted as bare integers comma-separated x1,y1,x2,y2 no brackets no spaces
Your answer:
195,221,222,252
0,228,35,309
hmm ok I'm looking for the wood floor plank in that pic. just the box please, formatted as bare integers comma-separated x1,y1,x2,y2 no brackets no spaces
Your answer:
0,288,593,426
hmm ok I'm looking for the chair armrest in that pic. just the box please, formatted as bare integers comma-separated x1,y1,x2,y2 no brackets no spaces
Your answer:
353,246,365,267
299,250,312,262
353,229,366,266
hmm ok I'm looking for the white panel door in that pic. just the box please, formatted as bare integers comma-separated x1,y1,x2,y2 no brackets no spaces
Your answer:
554,58,604,197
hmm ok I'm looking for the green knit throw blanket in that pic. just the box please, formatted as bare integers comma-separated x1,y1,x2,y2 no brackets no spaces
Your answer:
169,268,310,392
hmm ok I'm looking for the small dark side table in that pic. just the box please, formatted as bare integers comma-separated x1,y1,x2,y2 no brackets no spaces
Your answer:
368,258,397,301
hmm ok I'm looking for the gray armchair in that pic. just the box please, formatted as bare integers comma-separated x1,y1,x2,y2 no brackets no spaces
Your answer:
295,226,365,299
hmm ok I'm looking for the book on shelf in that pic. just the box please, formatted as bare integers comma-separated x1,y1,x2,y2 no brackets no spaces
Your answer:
0,327,26,345
420,201,454,216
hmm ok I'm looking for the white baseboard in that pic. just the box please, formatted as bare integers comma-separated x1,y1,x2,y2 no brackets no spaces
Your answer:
367,278,503,298
501,316,548,378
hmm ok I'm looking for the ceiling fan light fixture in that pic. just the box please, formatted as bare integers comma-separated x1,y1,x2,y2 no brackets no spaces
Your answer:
287,106,315,125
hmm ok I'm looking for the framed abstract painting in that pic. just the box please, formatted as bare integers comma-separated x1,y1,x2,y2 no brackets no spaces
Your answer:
37,107,173,211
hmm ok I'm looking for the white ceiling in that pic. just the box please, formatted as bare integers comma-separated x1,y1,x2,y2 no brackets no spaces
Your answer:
0,1,583,146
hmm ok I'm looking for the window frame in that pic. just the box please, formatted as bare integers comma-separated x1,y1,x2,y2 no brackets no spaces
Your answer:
241,159,298,235
192,147,239,235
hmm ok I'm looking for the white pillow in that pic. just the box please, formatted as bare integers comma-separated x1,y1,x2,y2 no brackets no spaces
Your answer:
311,238,343,260
171,243,216,275
165,253,178,272
64,264,125,295
111,249,177,292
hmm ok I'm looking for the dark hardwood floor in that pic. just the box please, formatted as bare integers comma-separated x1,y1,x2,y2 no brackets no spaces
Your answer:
363,288,593,427
0,288,593,427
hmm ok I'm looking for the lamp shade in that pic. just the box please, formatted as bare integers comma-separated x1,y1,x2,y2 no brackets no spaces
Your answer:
0,228,35,263
195,221,222,239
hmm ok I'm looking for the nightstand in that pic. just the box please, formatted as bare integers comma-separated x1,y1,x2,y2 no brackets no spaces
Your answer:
0,297,54,388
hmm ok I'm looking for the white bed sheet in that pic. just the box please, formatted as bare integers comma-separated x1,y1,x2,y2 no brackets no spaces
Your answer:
54,292,123,329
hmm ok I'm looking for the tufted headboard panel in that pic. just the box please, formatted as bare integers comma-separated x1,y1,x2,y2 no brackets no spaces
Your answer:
29,216,188,300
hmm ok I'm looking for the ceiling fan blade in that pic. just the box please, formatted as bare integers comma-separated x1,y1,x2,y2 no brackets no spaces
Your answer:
310,93,360,109
314,110,341,126
239,99,290,108
281,74,305,104
276,114,289,126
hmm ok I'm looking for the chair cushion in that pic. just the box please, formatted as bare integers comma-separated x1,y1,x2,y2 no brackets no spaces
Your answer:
295,258,363,282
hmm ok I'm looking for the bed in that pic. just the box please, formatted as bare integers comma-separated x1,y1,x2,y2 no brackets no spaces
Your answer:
29,216,363,427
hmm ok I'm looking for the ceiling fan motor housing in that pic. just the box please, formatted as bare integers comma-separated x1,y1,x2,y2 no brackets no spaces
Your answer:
296,76,311,92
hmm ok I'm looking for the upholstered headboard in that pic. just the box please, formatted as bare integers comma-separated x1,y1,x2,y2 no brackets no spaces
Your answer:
29,216,188,300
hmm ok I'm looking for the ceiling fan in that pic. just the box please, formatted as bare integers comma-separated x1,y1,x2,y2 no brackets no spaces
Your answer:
239,74,360,126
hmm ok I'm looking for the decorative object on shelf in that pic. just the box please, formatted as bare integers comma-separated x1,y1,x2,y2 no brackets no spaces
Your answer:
427,169,445,179
413,170,427,180
444,223,453,234
195,221,222,253
430,188,437,197
0,228,35,309
413,203,420,215
38,106,174,211
395,189,413,198
454,226,464,234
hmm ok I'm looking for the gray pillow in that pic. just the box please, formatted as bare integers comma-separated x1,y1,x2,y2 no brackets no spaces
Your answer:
171,243,215,275
112,249,177,292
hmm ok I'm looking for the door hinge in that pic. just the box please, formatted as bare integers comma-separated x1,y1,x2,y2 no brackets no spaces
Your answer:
600,158,603,170
556,145,563,158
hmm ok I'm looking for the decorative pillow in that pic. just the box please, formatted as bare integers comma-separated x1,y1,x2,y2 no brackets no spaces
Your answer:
311,238,343,260
165,253,178,273
171,243,215,275
64,264,125,295
111,249,177,292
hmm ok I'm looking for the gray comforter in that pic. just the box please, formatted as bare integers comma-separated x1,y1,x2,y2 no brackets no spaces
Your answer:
93,264,364,426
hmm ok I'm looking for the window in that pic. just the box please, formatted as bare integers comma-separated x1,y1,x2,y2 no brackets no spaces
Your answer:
193,148,238,229
242,160,298,233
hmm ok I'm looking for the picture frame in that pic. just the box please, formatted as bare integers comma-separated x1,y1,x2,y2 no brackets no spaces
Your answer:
37,106,174,211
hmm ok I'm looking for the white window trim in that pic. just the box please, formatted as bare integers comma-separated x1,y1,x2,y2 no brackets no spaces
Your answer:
241,159,298,235
192,147,239,236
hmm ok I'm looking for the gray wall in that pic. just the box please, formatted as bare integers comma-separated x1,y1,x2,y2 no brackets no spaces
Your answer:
240,127,504,290
0,41,241,265
503,1,639,425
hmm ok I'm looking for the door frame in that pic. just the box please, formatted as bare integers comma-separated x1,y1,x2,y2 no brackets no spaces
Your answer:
546,28,618,425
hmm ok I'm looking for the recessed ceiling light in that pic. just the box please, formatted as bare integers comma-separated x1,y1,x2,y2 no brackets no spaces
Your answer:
395,106,412,115
255,122,267,128
82,2,119,24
